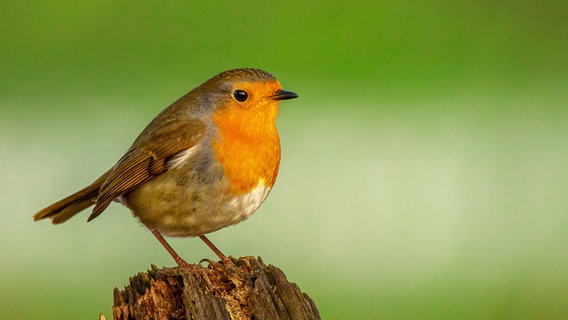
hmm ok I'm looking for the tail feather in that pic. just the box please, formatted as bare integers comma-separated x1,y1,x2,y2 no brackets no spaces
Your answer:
33,170,111,224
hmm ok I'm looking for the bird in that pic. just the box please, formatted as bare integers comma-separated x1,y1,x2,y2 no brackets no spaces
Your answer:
33,68,298,267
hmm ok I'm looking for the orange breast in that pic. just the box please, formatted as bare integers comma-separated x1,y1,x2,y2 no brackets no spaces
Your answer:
211,101,281,196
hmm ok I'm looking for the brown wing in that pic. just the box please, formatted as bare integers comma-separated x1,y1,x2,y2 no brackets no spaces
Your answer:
88,115,206,221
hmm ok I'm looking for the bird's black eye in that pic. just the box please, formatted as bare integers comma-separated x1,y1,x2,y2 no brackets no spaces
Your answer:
233,90,248,102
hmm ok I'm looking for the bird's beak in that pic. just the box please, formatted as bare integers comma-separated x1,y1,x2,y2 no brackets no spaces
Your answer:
271,90,298,101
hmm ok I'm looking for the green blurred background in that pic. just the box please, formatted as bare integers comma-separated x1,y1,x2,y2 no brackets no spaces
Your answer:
1,1,567,319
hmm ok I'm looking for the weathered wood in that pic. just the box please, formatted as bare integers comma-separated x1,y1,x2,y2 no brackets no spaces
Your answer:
111,256,320,320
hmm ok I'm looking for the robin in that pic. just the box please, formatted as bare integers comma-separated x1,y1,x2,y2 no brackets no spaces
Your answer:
33,68,298,267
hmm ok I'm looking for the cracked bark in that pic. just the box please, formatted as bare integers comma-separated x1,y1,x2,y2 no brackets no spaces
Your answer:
110,256,320,320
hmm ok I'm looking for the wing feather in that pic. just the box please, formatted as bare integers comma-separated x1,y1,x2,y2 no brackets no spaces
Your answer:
88,115,206,221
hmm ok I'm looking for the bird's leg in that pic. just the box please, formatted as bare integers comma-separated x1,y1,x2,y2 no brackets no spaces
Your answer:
199,235,234,267
149,228,191,268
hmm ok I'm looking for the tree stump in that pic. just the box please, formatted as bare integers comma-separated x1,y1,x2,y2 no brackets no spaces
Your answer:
111,256,320,320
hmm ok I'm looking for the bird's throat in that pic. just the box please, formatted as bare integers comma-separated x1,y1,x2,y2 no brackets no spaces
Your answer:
211,106,281,195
